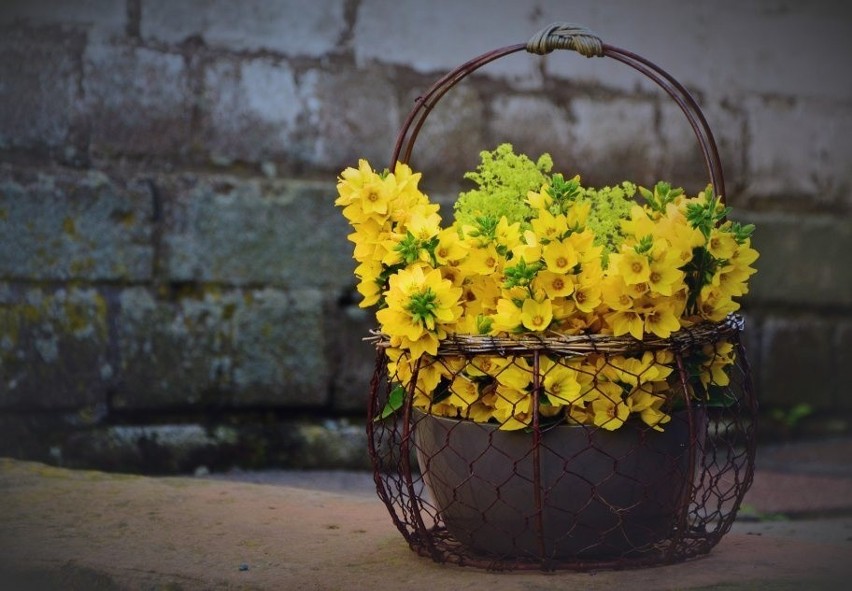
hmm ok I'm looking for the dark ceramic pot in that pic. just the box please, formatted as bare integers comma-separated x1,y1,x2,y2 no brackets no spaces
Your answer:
413,409,705,559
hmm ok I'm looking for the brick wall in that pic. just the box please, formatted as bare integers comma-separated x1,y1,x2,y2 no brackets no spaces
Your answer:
1,1,851,469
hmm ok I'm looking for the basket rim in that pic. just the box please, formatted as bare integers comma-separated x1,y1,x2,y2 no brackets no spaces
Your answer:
369,314,743,357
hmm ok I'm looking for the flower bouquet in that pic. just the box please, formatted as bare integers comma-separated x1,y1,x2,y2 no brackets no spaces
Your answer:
336,143,758,434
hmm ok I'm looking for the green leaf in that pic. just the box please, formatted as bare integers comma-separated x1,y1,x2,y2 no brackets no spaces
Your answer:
375,385,405,421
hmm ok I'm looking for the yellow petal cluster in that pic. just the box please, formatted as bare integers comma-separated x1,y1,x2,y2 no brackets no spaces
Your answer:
335,154,758,432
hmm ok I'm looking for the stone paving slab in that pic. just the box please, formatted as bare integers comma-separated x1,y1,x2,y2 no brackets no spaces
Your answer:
1,456,851,590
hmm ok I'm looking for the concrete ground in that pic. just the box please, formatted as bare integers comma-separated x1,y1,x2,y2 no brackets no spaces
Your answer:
1,438,851,591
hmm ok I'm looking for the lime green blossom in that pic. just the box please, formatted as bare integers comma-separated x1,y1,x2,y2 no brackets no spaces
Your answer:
454,143,552,229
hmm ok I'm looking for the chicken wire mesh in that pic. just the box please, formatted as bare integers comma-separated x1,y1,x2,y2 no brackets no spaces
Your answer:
367,320,756,570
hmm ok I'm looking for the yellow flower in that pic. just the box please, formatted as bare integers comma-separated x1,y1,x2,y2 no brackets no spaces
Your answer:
653,208,704,266
495,217,523,252
551,296,578,325
466,355,512,379
605,310,644,340
494,357,533,390
708,229,738,260
698,340,735,390
540,358,583,406
512,230,542,263
335,159,380,206
730,240,760,267
613,250,651,286
640,299,682,338
531,209,568,244
493,385,532,430
607,352,666,386
434,228,468,265
621,204,656,237
447,375,480,409
521,297,553,332
589,382,629,431
335,161,400,225
572,277,602,314
490,298,523,334
697,285,740,322
465,397,496,423
387,350,445,401
543,239,579,274
628,386,671,431
566,200,590,229
354,260,383,308
391,161,423,197
377,266,463,358
406,211,442,243
460,243,502,276
601,276,633,311
647,254,685,297
461,275,501,317
568,229,597,262
534,270,575,299
526,188,553,211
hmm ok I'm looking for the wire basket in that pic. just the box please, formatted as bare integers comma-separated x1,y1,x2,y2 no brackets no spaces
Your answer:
365,23,757,571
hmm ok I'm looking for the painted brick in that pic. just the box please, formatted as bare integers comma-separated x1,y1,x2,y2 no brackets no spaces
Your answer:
200,57,301,165
656,100,747,197
0,0,126,37
745,96,852,205
161,175,352,289
836,322,852,411
537,1,852,101
83,42,192,157
354,0,538,82
298,67,400,172
488,94,572,172
113,287,330,409
760,316,835,408
0,24,84,153
678,2,852,102
403,84,485,188
568,97,659,187
740,212,852,309
0,165,154,282
232,288,329,406
140,0,347,57
0,285,111,410
325,300,376,413
114,287,232,409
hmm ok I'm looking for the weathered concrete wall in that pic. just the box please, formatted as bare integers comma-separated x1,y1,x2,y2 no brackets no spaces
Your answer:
1,0,851,469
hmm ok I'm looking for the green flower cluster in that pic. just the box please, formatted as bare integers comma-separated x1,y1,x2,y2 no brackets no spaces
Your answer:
453,144,637,256
454,144,552,229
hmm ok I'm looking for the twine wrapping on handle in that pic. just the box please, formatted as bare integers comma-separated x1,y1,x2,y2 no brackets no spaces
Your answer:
526,22,604,57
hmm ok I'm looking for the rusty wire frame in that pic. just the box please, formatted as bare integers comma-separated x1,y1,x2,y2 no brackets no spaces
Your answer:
366,24,757,570
367,322,757,570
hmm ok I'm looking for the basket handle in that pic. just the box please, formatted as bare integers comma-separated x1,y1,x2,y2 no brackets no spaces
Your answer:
390,22,726,201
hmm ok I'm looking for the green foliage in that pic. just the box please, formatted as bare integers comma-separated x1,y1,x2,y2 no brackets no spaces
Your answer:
395,231,439,266
454,143,552,228
686,185,730,239
548,175,637,253
730,221,756,244
375,385,405,421
455,144,637,255
503,258,542,290
582,182,637,253
546,173,582,203
770,403,813,428
639,181,683,214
